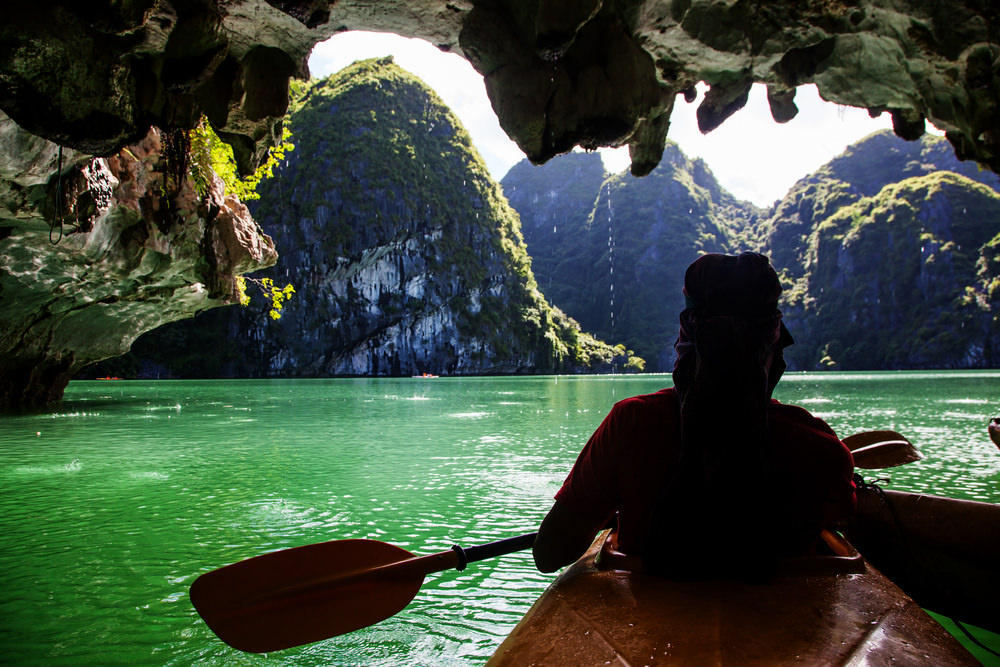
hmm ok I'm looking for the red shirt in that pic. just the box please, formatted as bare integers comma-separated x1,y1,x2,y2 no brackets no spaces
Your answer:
555,388,856,555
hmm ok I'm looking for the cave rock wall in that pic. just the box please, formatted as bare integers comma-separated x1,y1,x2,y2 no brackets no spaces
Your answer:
0,114,277,406
1,1,997,177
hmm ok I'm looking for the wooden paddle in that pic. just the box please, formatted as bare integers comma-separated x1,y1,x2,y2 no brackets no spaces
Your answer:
842,429,923,469
189,531,536,653
190,431,919,654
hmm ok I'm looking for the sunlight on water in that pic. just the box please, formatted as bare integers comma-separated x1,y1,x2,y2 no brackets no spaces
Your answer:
776,371,1000,501
0,373,997,665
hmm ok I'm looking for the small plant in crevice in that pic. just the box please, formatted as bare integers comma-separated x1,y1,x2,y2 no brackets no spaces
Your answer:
188,116,295,201
236,276,296,320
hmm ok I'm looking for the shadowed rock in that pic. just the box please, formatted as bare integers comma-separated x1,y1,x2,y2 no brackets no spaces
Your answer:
0,116,277,406
1,1,997,175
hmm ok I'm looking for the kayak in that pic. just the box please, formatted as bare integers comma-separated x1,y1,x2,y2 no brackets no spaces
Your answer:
488,529,978,665
844,485,1000,634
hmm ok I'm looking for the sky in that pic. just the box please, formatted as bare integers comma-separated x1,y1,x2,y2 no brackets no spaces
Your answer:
308,31,926,208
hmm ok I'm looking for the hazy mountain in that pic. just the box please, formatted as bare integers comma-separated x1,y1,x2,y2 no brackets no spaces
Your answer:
503,143,764,371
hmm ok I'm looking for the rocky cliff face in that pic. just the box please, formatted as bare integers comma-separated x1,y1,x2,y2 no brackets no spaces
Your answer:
501,153,609,313
118,58,634,378
0,114,277,406
503,144,762,370
781,170,1000,370
764,131,1000,281
760,131,1000,369
505,131,1000,372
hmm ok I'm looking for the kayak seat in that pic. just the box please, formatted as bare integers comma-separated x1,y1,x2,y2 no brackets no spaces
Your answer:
595,528,865,576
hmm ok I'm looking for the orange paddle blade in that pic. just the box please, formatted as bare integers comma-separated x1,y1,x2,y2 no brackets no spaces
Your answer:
850,440,923,469
842,430,922,469
190,539,426,653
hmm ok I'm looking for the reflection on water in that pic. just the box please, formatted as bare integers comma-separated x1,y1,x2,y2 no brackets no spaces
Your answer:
0,373,997,665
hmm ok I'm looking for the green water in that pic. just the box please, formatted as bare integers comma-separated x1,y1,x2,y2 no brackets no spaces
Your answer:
1,372,998,666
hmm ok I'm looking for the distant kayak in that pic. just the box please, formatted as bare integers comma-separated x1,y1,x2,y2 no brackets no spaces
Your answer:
96,376,121,380
488,529,977,665
412,373,439,378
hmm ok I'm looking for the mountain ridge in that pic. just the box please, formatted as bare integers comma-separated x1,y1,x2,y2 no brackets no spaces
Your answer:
503,130,1000,371
88,76,1000,378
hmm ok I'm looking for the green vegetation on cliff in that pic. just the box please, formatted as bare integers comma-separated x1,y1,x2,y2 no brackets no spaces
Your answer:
762,131,1000,370
113,57,640,378
763,130,1000,282
786,170,1000,369
505,130,1000,371
504,144,762,370
502,152,608,313
99,102,1000,377
253,57,639,375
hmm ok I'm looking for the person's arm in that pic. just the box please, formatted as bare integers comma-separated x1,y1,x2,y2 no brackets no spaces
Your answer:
533,499,606,573
534,400,630,572
826,437,858,523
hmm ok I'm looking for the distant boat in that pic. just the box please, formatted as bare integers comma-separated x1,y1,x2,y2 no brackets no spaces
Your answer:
97,376,121,380
412,373,439,378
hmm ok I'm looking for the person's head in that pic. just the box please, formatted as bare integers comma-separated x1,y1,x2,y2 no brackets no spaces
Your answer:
645,252,795,577
673,252,793,397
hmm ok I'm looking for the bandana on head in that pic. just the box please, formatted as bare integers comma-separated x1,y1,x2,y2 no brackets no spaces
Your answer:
673,252,793,398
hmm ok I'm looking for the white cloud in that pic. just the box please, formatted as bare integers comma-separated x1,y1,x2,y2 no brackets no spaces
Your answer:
308,32,929,207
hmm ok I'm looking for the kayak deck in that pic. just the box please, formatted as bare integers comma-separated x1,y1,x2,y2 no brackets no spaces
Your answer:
488,530,977,665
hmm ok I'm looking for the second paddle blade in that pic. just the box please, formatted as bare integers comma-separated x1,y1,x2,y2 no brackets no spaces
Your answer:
851,440,923,469
190,538,422,653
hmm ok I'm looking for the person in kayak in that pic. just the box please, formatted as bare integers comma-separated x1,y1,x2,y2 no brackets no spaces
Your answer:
533,252,856,579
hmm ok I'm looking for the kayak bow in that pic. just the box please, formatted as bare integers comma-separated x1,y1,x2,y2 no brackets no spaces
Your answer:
488,530,978,665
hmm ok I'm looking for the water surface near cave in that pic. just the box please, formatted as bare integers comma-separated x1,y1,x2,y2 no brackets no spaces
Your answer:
1,372,997,665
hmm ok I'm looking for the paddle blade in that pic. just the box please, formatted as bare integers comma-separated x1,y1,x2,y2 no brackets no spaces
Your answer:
850,440,923,469
842,430,910,451
842,430,923,469
190,539,422,653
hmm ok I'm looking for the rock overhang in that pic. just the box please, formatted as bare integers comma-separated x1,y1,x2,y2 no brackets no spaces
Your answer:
0,0,996,178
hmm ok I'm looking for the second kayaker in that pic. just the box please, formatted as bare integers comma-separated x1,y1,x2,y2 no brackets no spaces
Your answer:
533,252,857,579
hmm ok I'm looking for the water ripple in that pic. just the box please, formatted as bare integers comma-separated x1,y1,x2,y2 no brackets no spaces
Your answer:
1,374,997,666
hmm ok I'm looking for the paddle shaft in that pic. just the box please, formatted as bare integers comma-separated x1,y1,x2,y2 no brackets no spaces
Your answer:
454,531,537,570
270,531,539,600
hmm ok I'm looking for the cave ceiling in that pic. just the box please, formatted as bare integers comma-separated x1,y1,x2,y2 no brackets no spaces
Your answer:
1,0,998,179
